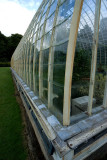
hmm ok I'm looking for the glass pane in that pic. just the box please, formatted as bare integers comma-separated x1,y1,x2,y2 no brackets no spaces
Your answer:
48,0,58,18
30,44,34,90
37,13,41,23
43,2,49,15
36,39,41,51
26,42,31,86
57,0,75,25
45,13,55,33
40,14,46,26
49,42,68,122
43,48,49,65
42,30,52,49
93,0,107,109
53,16,72,45
35,50,39,94
33,39,41,94
51,0,55,5
43,79,48,102
33,32,37,43
42,48,49,102
34,23,38,33
71,0,95,116
38,24,44,39
50,83,64,123
53,42,68,85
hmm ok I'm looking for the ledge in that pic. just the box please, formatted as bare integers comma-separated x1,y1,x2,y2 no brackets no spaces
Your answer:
11,68,107,158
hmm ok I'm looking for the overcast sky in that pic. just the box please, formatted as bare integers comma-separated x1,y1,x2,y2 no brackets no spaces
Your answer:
0,0,42,36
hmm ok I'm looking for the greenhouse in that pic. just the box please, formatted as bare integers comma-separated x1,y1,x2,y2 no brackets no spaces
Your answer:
11,0,107,159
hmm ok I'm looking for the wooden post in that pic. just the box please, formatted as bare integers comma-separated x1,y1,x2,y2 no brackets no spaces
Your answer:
103,74,107,108
63,0,84,126
87,0,101,115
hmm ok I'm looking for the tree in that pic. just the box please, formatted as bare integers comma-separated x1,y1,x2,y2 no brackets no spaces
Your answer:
0,31,23,62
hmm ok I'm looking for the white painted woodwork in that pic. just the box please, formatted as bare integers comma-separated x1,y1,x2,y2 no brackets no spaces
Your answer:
88,0,101,115
63,0,84,126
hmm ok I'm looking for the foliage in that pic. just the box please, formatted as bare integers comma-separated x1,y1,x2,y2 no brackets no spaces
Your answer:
0,31,22,62
0,67,27,160
72,49,91,81
0,62,10,67
76,73,106,104
94,73,106,102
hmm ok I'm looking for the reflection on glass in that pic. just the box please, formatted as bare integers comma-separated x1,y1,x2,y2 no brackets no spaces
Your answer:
66,0,96,116
53,42,68,85
40,14,46,26
43,48,49,65
49,83,64,123
36,39,41,51
38,25,44,39
33,32,36,43
42,49,49,102
34,49,39,94
37,13,41,23
26,43,31,86
30,44,34,90
42,31,52,49
43,79,48,102
34,23,38,33
57,0,75,25
43,1,49,15
93,64,106,108
54,16,72,45
71,47,91,115
92,0,107,109
51,0,55,5
49,42,68,122
48,0,57,18
45,13,55,33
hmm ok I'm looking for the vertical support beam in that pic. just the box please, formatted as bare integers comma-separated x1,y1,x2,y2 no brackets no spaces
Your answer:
63,0,84,126
33,4,46,94
28,13,39,88
26,22,34,85
29,19,37,89
24,42,27,82
23,31,29,82
39,0,52,98
26,40,29,84
33,37,39,93
87,0,101,115
48,0,60,108
103,74,107,108
27,35,32,85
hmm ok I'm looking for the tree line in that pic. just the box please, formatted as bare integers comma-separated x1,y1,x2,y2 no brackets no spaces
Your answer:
0,31,22,64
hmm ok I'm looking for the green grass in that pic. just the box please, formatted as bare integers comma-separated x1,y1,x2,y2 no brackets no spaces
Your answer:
0,67,27,160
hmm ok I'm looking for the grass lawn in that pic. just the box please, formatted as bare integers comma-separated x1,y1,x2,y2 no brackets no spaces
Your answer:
0,67,27,160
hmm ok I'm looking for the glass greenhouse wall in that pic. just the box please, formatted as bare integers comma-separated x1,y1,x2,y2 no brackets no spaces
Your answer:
11,0,107,126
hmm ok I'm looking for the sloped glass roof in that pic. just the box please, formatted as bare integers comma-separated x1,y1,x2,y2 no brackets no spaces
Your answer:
11,0,107,124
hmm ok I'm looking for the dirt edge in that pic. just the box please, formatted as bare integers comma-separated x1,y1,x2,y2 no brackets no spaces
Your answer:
13,78,45,160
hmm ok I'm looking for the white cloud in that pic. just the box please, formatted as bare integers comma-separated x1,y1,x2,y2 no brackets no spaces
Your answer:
0,0,36,36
